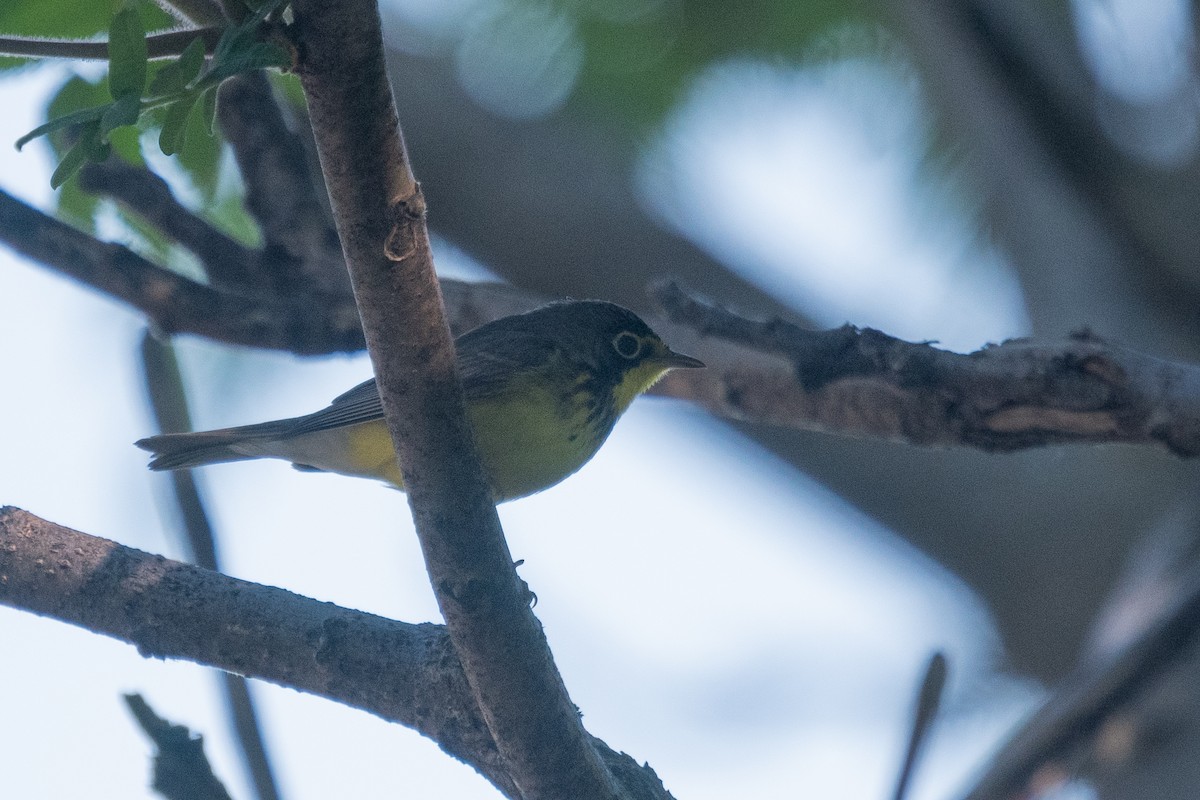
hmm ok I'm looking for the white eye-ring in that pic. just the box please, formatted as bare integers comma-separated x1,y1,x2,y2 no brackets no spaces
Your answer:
612,331,642,360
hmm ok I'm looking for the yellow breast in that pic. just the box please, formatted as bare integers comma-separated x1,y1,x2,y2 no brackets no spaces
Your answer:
317,375,602,502
467,378,602,501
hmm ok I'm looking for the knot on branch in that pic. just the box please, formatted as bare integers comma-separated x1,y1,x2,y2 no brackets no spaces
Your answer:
384,183,428,262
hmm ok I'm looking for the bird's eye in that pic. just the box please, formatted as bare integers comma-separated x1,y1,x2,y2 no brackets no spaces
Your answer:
612,331,642,360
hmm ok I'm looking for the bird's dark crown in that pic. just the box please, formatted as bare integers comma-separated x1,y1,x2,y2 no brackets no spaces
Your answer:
504,300,660,371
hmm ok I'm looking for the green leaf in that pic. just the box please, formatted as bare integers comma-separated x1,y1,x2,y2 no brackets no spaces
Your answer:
107,124,143,165
50,121,101,189
45,75,110,150
198,85,218,135
212,0,287,57
46,75,111,220
269,70,306,110
205,41,290,84
158,92,199,156
148,36,206,96
210,189,263,248
56,177,101,228
16,104,109,150
108,3,148,100
204,0,290,84
175,89,222,200
100,92,141,137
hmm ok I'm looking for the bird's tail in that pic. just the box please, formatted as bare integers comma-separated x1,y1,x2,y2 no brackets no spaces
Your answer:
136,419,295,471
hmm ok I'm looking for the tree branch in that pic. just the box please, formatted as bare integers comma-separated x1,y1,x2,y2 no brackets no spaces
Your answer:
216,72,349,297
0,28,223,61
124,693,235,800
291,1,619,797
140,333,283,800
13,174,1200,459
0,187,364,353
11,176,1200,460
0,507,672,800
77,161,264,291
0,182,536,348
153,0,228,27
964,528,1200,800
652,282,1200,457
892,652,948,800
0,506,509,795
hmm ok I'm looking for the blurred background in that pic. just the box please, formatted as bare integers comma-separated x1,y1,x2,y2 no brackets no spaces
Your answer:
3,0,1200,798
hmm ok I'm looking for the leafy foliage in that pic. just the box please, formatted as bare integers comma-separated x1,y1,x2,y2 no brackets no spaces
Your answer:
561,0,865,129
15,0,291,188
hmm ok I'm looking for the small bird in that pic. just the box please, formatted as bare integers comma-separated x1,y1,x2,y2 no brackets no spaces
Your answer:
137,300,704,502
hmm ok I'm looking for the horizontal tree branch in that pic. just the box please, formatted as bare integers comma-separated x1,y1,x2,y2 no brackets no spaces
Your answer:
652,282,1200,457
0,507,673,800
0,28,223,61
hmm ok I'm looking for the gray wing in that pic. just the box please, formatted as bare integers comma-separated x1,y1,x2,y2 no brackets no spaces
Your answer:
286,378,384,434
456,329,562,401
285,330,562,435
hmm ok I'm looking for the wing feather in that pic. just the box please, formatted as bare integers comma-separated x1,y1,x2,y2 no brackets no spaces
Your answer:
284,330,564,435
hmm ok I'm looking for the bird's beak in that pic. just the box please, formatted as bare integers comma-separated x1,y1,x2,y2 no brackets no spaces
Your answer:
662,348,705,369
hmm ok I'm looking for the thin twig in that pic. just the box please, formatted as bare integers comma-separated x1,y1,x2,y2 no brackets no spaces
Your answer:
218,676,281,800
140,333,220,570
140,333,283,800
893,652,949,800
0,28,224,61
963,546,1200,800
154,0,228,26
124,693,235,800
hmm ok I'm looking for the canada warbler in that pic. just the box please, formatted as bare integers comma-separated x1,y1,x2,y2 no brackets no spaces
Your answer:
136,300,704,502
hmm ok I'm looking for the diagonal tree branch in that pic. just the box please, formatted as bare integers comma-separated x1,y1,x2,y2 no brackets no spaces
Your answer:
291,1,620,798
140,333,283,800
124,693,235,800
77,161,264,291
0,507,672,800
963,528,1200,800
0,187,365,353
216,72,349,297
